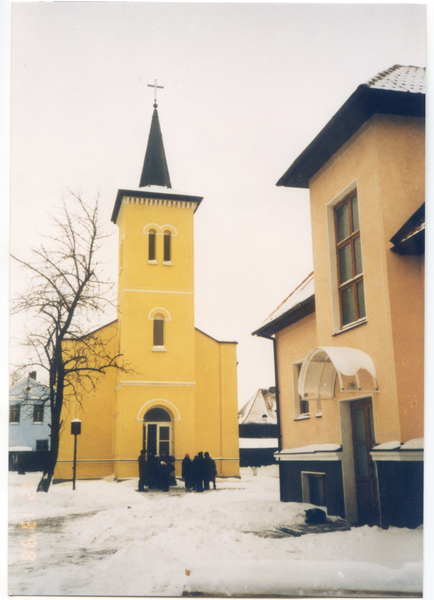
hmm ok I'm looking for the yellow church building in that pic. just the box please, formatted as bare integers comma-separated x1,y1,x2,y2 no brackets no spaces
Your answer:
55,98,240,481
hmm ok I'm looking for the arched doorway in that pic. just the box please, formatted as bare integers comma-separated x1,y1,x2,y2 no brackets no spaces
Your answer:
143,407,172,457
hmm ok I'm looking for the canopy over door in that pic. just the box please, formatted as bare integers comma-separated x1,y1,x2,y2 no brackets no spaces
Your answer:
298,347,378,400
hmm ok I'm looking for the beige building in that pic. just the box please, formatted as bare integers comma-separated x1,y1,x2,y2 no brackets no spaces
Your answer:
254,65,424,528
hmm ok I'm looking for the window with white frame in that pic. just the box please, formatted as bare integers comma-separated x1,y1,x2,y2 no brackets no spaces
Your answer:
301,471,326,506
293,362,321,419
334,191,366,328
153,313,165,348
33,404,44,423
9,404,20,423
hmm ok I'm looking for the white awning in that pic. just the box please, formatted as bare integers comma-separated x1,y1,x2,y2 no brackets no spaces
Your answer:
298,347,378,400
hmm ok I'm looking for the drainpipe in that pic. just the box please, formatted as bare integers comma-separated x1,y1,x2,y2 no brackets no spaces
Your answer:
254,333,282,453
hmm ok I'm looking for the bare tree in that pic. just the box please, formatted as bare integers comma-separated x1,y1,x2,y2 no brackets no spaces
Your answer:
11,192,128,492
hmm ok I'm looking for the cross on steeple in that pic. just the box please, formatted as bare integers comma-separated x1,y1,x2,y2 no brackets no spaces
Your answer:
148,79,164,107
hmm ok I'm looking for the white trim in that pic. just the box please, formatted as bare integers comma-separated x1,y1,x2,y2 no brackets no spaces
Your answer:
118,288,193,303
116,381,196,390
148,307,171,321
371,450,423,462
275,451,342,462
152,346,167,352
162,261,173,266
137,400,181,422
147,260,158,265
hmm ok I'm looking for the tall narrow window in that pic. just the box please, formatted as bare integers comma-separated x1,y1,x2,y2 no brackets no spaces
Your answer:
163,231,171,263
335,192,366,328
9,405,20,423
33,404,44,423
153,313,165,347
148,230,156,262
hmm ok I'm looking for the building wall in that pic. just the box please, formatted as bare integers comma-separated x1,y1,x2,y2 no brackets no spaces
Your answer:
55,322,118,480
305,113,424,445
195,330,240,476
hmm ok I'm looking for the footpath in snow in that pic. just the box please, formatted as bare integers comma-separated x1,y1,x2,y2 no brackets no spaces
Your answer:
8,466,423,597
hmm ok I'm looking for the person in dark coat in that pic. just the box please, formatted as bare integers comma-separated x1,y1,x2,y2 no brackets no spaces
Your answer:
203,452,217,490
159,452,175,492
147,452,159,489
182,453,192,490
138,450,147,491
195,452,205,492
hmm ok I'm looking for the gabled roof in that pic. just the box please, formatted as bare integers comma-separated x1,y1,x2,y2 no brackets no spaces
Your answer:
9,376,50,402
238,388,277,424
252,272,315,338
139,106,172,189
277,65,426,189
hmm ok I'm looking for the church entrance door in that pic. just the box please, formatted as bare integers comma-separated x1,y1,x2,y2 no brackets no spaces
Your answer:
143,407,172,457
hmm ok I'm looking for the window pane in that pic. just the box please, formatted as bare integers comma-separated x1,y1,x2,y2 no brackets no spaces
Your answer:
159,426,170,441
356,445,369,477
341,286,355,326
339,244,352,283
300,400,309,415
337,202,350,241
153,319,164,346
144,408,171,422
368,407,375,442
354,408,366,442
351,194,360,232
354,236,363,275
308,475,324,506
164,233,171,262
159,441,170,456
149,232,156,261
357,280,366,319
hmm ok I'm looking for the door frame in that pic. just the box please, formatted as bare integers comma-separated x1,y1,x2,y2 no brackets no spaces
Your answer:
339,395,380,525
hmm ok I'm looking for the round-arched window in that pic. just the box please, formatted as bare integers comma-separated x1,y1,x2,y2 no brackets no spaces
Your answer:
144,407,171,422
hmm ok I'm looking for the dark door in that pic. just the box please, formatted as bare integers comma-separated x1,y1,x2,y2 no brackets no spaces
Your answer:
145,424,157,456
351,399,380,526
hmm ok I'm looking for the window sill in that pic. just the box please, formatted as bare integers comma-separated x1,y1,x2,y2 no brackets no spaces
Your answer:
315,412,322,418
9,422,20,425
33,422,44,425
333,318,367,337
162,261,173,266
148,260,158,265
152,346,167,352
294,414,310,421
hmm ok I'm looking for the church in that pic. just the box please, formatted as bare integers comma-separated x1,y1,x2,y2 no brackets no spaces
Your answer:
54,92,240,481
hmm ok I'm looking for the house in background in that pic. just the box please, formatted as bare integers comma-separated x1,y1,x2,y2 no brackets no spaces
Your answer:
238,388,278,467
254,65,424,528
9,372,51,471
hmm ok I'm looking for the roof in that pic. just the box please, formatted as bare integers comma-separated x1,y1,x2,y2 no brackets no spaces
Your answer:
277,65,426,189
252,272,315,337
390,202,425,255
9,376,50,402
139,106,172,189
238,388,277,424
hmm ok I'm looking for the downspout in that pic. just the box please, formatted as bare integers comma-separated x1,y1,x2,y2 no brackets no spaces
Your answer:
254,333,282,453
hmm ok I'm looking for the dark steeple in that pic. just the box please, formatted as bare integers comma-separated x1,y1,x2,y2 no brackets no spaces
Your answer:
139,104,172,189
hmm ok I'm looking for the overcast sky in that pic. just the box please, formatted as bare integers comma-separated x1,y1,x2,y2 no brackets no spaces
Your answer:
7,2,427,407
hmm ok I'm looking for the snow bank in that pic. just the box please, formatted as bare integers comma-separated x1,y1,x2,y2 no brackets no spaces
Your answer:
8,467,423,597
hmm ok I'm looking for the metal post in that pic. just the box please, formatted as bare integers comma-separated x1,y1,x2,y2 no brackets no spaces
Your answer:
73,433,78,491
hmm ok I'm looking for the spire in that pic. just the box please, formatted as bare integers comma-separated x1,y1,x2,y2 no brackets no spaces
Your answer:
139,103,172,189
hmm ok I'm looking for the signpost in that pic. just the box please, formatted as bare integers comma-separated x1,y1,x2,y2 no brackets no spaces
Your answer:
71,419,81,490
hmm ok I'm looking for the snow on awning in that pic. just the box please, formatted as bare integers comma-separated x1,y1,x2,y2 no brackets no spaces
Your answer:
9,446,32,452
298,347,378,400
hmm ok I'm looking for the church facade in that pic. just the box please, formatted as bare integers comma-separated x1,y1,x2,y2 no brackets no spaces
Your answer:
55,101,240,481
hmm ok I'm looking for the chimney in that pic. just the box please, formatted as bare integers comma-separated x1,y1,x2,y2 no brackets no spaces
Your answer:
29,371,37,380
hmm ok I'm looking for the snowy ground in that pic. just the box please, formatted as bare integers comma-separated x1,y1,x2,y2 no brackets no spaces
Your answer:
8,466,423,597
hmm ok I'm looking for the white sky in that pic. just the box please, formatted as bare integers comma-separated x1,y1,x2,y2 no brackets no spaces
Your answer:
5,2,427,407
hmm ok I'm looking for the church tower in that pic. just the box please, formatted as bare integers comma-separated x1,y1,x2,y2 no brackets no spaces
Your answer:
110,93,239,478
55,89,240,481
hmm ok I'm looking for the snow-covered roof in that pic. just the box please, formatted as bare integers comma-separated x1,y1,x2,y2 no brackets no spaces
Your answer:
239,438,278,449
238,388,277,424
256,272,314,333
372,438,424,451
278,443,342,454
365,65,425,94
9,377,50,401
9,446,33,452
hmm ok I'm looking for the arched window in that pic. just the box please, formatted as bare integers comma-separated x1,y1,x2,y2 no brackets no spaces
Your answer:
163,231,171,263
148,229,156,262
153,313,165,347
144,407,171,422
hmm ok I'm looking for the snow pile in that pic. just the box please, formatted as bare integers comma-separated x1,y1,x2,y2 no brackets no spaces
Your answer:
8,467,423,597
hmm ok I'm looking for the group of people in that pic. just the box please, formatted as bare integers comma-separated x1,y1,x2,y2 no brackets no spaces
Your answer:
138,450,176,492
137,450,217,493
182,452,217,492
